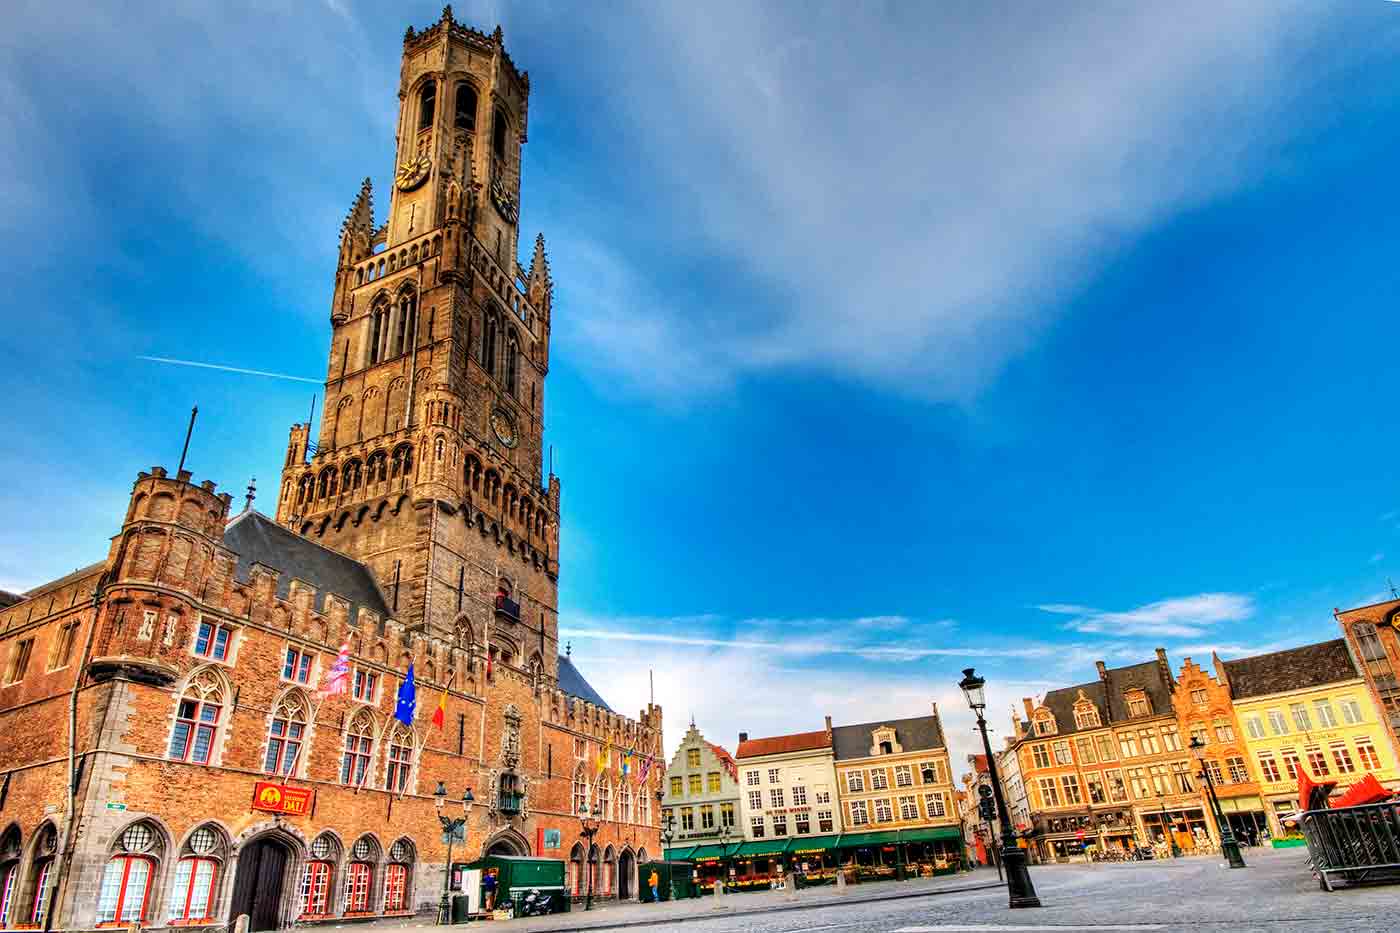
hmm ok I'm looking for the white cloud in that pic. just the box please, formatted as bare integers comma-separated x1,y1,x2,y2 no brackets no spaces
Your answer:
553,1,1323,401
1037,592,1255,638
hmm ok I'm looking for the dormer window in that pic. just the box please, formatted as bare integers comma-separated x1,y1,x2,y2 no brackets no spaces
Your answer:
1033,712,1056,735
1125,690,1151,718
1073,705,1100,729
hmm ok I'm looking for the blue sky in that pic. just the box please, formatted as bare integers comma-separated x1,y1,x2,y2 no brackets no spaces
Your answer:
5,1,1400,767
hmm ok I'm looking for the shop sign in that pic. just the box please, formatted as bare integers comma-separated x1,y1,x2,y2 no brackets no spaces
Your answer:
251,781,312,815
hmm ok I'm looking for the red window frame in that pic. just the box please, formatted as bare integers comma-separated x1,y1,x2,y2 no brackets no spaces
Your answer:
386,741,412,793
97,855,154,925
344,862,372,912
342,733,372,785
300,861,332,917
383,864,407,911
353,669,378,702
265,715,304,776
194,621,231,661
169,698,221,763
29,857,53,925
283,647,314,683
168,857,218,922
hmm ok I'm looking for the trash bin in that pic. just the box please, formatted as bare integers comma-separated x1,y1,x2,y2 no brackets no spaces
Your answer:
450,894,471,923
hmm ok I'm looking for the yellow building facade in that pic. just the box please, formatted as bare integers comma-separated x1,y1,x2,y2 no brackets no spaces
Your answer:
1222,639,1400,835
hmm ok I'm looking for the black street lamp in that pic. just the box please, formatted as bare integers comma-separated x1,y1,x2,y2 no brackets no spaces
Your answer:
1189,736,1247,869
659,804,677,901
579,801,602,911
434,782,475,925
1154,793,1181,858
959,668,1041,909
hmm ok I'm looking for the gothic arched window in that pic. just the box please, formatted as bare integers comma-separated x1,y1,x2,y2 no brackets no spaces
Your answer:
168,668,225,764
265,692,308,777
299,834,341,918
96,822,164,925
22,823,57,927
394,291,416,357
418,81,436,132
482,311,498,377
165,825,226,923
342,710,375,787
572,765,588,816
369,306,387,365
492,108,509,161
344,836,380,913
385,724,414,794
506,334,519,396
390,444,413,479
0,826,20,929
454,83,477,131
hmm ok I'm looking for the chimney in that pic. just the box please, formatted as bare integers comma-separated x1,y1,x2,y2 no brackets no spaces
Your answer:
1021,697,1034,719
824,715,833,735
1095,660,1108,679
930,701,940,722
1155,647,1174,686
738,731,748,744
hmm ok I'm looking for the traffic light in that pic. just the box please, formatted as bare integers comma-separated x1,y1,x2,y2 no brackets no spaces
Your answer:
979,797,996,822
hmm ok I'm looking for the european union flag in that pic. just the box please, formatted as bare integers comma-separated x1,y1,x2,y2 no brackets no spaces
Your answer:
395,664,417,727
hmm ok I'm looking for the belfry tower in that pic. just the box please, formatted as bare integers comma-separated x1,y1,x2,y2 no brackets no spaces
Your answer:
274,6,560,673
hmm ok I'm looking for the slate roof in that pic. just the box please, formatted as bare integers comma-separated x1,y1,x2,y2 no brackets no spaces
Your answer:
0,591,25,609
736,730,831,759
1222,639,1359,700
832,715,947,761
222,511,390,625
1037,658,1174,738
557,654,612,711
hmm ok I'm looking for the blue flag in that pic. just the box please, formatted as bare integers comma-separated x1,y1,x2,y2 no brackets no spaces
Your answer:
395,664,417,727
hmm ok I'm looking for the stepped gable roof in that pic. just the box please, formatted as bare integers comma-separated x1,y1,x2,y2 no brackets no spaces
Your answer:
736,730,830,759
707,742,738,781
832,715,946,760
223,511,390,624
1223,639,1359,700
558,654,611,711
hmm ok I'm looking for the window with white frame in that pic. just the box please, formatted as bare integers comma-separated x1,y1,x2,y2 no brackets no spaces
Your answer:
1245,716,1266,739
1257,752,1280,782
1268,710,1289,735
849,800,869,826
1340,697,1364,725
772,814,787,835
264,692,307,776
1290,703,1313,732
1060,774,1082,804
1330,742,1356,774
748,790,762,810
1314,700,1338,729
1038,777,1061,807
767,768,780,783
1161,725,1182,751
925,791,948,817
1213,719,1235,743
818,809,834,832
792,785,808,805
814,786,831,804
1032,744,1051,768
1074,705,1100,729
894,764,913,787
870,769,889,790
898,795,918,820
1227,756,1249,783
750,815,765,837
846,771,865,793
746,770,760,786
770,788,784,808
1052,740,1073,765
874,798,893,822
1356,738,1382,770
168,668,224,764
795,812,810,834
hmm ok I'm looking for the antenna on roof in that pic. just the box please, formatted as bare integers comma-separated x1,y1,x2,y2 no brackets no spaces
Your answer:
1389,578,1398,600
244,477,256,513
177,406,198,474
650,668,654,706
565,641,572,658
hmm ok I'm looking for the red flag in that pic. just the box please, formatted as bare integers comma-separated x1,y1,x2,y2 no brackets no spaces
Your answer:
432,671,453,730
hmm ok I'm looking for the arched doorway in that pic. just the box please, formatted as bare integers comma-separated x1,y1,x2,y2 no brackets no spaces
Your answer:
230,836,292,932
618,849,635,900
484,830,529,857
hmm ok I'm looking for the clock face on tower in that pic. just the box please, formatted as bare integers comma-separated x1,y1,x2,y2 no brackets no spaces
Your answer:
491,408,518,448
395,155,431,192
490,176,518,225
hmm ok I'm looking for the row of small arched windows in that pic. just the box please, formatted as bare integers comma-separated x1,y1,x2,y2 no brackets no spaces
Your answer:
464,456,549,537
416,78,510,163
293,445,414,507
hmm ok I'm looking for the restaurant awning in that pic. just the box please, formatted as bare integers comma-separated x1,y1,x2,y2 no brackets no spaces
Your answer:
688,843,738,861
836,830,900,849
663,846,697,861
896,826,963,843
787,834,841,855
732,840,790,859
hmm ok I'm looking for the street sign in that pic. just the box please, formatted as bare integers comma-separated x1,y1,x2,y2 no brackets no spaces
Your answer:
106,802,127,811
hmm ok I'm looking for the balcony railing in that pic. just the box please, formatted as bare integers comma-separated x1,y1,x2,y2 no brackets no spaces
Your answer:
498,793,523,815
494,594,521,621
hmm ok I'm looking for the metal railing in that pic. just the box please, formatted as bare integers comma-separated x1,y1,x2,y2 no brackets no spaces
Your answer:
1300,800,1400,891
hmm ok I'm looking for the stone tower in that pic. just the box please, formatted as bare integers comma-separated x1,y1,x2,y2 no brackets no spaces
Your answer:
273,6,560,675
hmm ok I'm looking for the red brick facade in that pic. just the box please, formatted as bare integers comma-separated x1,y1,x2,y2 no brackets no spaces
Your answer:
0,11,661,931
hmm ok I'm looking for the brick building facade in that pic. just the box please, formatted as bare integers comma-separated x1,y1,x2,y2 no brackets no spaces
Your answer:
0,10,661,931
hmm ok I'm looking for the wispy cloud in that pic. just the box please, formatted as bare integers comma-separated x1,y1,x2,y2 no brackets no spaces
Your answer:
137,356,321,384
1036,593,1255,638
550,1,1326,401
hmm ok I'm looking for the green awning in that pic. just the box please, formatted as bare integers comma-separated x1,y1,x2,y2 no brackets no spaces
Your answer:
688,843,738,861
732,840,790,859
897,826,964,843
663,846,697,861
837,830,901,849
787,834,842,855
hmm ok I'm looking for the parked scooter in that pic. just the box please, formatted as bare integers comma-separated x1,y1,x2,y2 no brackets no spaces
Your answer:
517,889,553,917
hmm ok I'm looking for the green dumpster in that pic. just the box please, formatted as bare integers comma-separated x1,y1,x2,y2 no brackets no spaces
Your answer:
464,855,570,915
639,860,696,901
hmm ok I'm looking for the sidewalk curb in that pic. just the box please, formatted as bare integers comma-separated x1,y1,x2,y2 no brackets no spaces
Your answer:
509,880,1008,931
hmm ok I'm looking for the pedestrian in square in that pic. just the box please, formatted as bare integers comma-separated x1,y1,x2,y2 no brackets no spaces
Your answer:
648,868,660,902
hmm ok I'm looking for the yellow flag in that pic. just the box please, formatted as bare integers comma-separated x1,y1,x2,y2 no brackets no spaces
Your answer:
597,739,610,776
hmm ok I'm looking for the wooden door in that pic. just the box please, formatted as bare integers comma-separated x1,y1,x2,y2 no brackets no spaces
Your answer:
230,839,288,932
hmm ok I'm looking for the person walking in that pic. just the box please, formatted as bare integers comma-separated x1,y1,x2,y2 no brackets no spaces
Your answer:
482,868,498,913
648,868,660,903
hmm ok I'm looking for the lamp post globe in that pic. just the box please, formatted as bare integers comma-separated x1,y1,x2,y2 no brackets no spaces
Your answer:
1188,736,1246,869
959,668,1041,909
